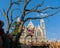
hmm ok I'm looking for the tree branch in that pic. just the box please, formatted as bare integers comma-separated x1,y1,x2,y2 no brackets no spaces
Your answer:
32,0,45,10
25,6,60,15
10,10,13,24
2,9,7,18
40,6,60,11
24,0,31,10
24,10,60,22
7,0,21,14
7,0,12,13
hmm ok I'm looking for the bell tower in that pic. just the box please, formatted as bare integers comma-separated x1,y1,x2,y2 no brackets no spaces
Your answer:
40,19,47,42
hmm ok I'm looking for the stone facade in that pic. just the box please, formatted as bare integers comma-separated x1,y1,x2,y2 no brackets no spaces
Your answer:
19,19,47,44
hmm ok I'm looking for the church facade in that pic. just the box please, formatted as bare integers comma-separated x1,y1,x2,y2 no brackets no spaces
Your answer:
19,19,47,44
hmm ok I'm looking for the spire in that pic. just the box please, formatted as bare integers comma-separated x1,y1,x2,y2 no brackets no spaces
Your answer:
40,19,45,29
40,19,44,23
37,25,40,29
17,17,20,23
37,25,42,32
27,20,34,29
40,19,47,42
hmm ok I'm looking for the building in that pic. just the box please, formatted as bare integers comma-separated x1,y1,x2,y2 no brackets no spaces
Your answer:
19,19,47,44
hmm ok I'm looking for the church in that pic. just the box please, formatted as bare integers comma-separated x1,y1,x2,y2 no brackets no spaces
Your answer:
19,19,47,44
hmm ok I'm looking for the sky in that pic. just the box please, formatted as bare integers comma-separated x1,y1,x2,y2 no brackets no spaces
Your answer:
0,0,60,41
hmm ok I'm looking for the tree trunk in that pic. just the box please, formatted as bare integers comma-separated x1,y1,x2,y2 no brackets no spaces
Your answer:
14,21,24,48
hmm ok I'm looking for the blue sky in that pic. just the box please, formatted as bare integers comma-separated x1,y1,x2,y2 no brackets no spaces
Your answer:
0,0,60,41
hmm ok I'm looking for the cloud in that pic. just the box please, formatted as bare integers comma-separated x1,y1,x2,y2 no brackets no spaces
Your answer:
36,13,48,17
40,13,48,16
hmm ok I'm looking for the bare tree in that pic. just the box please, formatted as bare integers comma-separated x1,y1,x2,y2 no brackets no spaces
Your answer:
2,0,60,48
